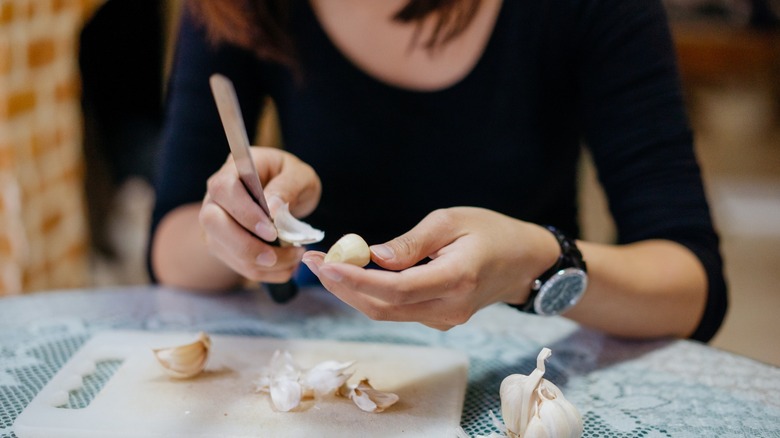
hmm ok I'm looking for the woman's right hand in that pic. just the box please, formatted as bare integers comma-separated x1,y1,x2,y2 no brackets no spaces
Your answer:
199,146,321,284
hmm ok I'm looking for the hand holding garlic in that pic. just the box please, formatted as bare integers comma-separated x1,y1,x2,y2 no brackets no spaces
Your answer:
303,207,555,331
194,147,322,289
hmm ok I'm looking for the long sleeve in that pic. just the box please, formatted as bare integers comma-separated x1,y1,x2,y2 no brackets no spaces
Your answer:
148,4,266,282
572,0,727,341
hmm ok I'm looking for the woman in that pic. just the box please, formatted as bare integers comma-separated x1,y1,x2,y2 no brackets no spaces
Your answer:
150,0,727,341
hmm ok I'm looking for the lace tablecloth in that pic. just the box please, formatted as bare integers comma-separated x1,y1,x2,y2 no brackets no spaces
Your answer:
1,285,779,437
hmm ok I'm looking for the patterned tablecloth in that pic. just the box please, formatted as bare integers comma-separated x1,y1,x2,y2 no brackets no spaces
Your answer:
1,285,779,437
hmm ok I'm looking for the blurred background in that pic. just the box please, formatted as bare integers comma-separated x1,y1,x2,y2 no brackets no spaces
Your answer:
0,0,778,365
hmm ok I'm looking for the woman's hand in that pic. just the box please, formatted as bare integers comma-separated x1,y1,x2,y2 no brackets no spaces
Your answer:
199,146,321,284
302,207,559,330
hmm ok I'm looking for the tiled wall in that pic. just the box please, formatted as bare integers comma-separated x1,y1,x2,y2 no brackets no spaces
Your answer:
0,0,101,294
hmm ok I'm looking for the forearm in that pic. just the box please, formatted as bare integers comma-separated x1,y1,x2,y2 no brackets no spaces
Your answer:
151,203,243,292
565,239,707,339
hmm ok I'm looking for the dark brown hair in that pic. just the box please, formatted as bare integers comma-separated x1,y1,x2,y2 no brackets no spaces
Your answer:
188,0,481,67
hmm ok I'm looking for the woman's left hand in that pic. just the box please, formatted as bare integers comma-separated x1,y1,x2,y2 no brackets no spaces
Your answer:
302,207,560,330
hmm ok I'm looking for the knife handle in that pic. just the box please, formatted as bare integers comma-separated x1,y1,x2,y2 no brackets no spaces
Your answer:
262,238,299,303
265,280,299,303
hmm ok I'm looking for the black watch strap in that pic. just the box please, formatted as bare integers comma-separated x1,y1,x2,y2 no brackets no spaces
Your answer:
512,225,587,314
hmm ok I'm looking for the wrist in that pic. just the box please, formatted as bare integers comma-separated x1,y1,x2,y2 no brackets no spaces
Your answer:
511,225,588,316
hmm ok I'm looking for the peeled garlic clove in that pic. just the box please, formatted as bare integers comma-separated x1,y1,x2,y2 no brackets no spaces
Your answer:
153,332,211,379
338,378,399,413
324,233,371,267
273,203,324,246
499,348,582,438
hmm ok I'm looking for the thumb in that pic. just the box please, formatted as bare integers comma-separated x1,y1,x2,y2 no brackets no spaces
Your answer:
370,211,459,270
263,158,321,219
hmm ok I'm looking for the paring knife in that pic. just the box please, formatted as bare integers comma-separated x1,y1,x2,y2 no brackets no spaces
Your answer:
209,73,298,303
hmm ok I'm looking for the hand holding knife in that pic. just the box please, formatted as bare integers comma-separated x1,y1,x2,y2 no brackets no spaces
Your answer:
209,73,298,303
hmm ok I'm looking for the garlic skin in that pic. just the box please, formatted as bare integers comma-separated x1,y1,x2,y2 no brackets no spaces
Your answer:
255,350,354,412
153,332,211,379
499,348,582,438
324,233,371,267
273,203,325,246
338,378,399,413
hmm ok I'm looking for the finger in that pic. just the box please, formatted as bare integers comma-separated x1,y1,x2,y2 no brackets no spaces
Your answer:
323,282,471,327
212,236,304,283
422,322,455,331
369,209,464,271
206,160,277,242
201,201,303,279
316,255,473,306
257,150,321,218
302,252,474,327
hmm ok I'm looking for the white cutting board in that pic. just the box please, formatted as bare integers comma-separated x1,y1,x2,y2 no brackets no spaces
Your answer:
14,331,469,438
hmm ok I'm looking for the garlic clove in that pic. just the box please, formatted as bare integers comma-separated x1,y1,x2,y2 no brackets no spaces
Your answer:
500,348,549,437
153,332,211,379
324,233,371,267
524,415,549,438
273,203,324,246
536,382,582,438
338,378,399,413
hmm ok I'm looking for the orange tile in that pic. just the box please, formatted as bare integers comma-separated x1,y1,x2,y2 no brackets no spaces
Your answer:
1,89,36,118
0,2,14,25
28,38,56,68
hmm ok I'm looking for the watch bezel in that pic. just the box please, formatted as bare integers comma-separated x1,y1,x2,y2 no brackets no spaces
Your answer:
533,267,588,316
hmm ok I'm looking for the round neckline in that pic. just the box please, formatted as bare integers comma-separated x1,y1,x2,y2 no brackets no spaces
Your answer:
301,0,507,96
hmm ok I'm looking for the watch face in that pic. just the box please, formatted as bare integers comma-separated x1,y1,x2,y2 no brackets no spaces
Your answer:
534,268,588,316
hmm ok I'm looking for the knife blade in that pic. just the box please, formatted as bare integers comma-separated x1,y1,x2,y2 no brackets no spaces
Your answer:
209,73,298,303
209,74,272,216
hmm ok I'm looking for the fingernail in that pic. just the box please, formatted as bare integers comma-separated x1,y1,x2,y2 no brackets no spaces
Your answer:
320,266,343,282
256,251,276,267
371,244,394,261
255,220,277,241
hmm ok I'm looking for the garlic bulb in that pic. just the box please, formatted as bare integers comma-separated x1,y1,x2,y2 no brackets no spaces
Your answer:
273,202,325,246
338,378,399,413
324,233,371,267
153,332,211,379
499,348,582,438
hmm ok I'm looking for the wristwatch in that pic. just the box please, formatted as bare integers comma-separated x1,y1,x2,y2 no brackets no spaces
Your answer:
516,225,588,316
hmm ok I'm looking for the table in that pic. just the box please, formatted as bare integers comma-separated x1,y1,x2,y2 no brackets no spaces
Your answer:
1,285,779,437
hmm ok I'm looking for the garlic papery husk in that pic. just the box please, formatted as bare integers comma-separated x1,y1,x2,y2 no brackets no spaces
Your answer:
301,359,355,398
273,203,324,246
324,233,371,266
153,332,211,379
255,350,304,412
499,348,582,438
255,350,355,412
338,378,399,413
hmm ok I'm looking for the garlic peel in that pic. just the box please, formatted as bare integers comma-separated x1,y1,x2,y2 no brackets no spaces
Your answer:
255,350,398,413
273,203,324,246
338,378,399,413
153,332,211,379
324,233,371,266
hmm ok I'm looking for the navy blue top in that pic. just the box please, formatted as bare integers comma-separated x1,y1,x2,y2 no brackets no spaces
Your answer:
152,0,727,342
